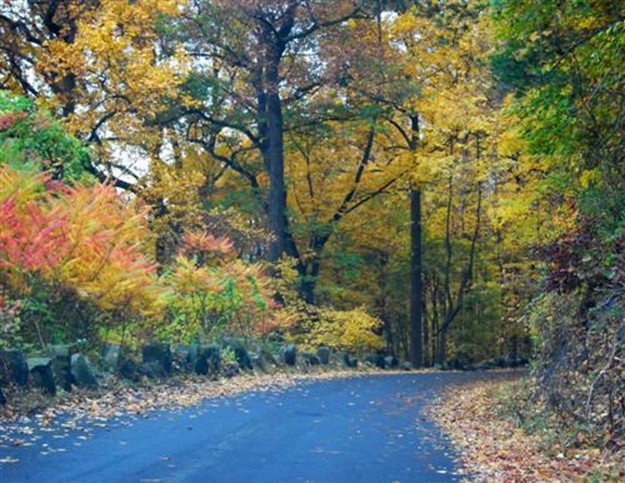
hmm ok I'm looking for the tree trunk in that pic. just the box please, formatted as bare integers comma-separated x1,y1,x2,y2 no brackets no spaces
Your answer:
377,251,394,353
437,329,447,365
422,285,429,366
300,256,321,304
431,287,439,366
264,55,288,262
409,187,423,367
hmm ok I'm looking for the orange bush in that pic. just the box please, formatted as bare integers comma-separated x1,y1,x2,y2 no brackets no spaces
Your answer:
0,165,161,321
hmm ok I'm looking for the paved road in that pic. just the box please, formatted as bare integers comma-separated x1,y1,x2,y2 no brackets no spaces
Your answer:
1,371,514,483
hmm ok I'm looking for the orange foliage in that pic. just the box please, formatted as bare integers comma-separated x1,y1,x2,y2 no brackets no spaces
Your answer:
0,165,287,341
0,165,160,319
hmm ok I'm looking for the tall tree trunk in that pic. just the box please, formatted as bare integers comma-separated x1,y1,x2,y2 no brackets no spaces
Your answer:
377,251,394,353
265,54,288,262
439,174,454,365
409,187,423,367
435,183,483,359
422,282,429,366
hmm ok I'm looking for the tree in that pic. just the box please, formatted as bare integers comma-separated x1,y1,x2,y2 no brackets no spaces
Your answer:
492,0,625,223
150,1,419,302
0,0,188,189
409,187,423,366
491,0,625,438
168,1,368,260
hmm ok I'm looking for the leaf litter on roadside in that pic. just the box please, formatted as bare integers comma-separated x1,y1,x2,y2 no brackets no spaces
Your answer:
426,378,624,482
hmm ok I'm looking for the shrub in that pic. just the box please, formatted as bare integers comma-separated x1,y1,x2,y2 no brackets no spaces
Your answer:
0,91,89,180
157,230,286,343
292,306,384,356
0,165,161,346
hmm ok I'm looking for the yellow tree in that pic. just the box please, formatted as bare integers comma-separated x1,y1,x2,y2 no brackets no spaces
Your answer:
0,0,188,188
383,2,517,364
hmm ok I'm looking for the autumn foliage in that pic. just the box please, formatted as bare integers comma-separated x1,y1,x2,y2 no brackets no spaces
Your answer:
159,230,284,343
0,161,286,346
0,165,160,330
0,94,284,347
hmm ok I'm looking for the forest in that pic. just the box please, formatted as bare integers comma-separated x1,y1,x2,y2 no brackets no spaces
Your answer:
0,0,623,479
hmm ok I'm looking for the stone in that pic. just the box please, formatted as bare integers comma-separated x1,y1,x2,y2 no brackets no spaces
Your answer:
142,342,172,375
282,344,297,366
249,352,263,372
384,355,398,369
27,357,56,395
137,361,162,379
48,344,71,358
0,349,29,387
443,357,466,370
258,348,278,369
48,345,72,392
471,360,496,371
301,352,321,366
186,344,199,370
71,354,98,388
503,354,528,368
172,344,192,371
494,357,507,368
400,361,413,371
223,339,252,371
246,342,277,372
342,352,358,368
317,346,331,365
224,363,238,378
102,344,122,372
365,354,386,369
195,344,221,376
119,358,139,380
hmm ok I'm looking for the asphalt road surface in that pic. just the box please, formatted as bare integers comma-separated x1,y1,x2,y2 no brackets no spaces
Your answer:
1,371,515,483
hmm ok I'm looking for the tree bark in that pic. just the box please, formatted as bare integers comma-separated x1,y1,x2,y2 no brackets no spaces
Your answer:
430,279,439,366
409,187,423,367
422,279,429,366
256,25,290,263
265,86,288,262
437,329,446,366
300,255,321,304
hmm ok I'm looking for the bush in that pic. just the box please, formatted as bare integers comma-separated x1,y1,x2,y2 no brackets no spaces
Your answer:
292,306,384,356
157,230,286,343
0,165,161,346
0,91,88,180
529,290,625,447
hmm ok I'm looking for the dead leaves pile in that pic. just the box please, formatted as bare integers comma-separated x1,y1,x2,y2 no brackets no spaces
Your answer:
426,378,624,482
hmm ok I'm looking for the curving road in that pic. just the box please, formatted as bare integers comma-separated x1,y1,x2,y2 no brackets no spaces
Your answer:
1,371,515,483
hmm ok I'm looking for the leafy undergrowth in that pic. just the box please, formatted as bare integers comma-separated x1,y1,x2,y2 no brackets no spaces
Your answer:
427,377,625,482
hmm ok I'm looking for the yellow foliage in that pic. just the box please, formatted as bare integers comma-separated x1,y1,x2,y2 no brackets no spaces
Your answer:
37,0,189,155
295,306,384,355
55,183,161,316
